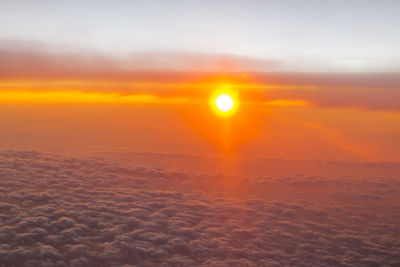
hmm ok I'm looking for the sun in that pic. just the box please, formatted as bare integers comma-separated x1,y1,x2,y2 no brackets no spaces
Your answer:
215,93,234,112
210,87,239,117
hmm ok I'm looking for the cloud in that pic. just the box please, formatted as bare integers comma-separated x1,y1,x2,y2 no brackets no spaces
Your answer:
259,73,400,111
0,40,279,80
1,40,400,111
0,150,399,265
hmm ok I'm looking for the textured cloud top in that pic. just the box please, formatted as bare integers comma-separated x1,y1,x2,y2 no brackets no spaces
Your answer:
0,151,399,266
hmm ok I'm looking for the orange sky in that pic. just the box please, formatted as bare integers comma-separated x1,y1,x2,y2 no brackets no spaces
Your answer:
1,41,399,161
0,71,399,162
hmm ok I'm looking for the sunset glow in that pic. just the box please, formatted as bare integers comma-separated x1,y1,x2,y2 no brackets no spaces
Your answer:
0,90,188,104
210,86,239,117
1,1,400,266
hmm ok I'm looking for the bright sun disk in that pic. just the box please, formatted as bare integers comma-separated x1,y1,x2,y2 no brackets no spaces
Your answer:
215,93,234,112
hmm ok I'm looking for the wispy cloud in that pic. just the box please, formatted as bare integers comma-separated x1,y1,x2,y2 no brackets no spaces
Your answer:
1,41,400,111
0,90,188,104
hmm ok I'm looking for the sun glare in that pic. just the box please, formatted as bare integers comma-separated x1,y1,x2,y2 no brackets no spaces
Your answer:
211,87,239,117
215,94,234,112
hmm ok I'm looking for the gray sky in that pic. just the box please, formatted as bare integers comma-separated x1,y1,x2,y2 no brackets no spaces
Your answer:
1,0,399,72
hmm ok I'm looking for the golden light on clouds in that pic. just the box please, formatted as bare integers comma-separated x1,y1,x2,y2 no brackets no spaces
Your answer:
0,90,188,105
263,99,309,106
0,76,398,160
0,78,311,155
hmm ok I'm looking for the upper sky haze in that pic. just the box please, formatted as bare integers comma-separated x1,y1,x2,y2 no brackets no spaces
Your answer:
1,0,399,72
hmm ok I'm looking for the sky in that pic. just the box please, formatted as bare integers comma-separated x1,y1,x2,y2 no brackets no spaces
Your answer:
0,0,399,161
1,0,400,72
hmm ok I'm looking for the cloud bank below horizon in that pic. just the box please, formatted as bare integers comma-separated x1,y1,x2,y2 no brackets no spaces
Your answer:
0,150,399,266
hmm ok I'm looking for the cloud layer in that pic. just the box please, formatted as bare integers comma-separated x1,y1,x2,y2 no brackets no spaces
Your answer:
1,41,400,112
0,151,399,266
